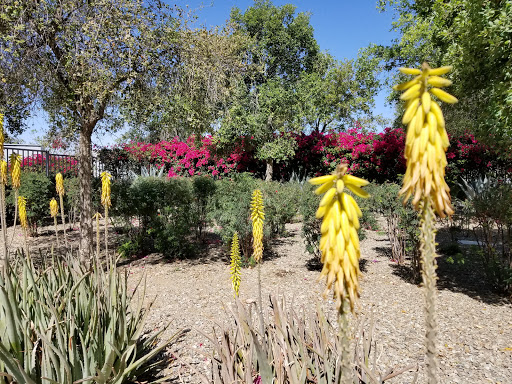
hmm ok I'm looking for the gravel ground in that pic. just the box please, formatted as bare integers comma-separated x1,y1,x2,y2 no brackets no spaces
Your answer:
7,220,512,383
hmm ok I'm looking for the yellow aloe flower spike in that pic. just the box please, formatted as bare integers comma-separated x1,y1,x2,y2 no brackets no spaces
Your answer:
18,196,28,229
230,231,242,297
250,189,264,263
0,161,7,185
397,62,456,218
10,153,21,190
50,198,59,218
55,173,65,196
101,171,112,208
309,163,369,313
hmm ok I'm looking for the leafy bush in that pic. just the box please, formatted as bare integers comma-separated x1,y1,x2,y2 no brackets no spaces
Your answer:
111,176,196,258
207,173,259,260
366,183,419,268
259,181,301,236
0,256,181,384
6,171,53,234
192,176,217,238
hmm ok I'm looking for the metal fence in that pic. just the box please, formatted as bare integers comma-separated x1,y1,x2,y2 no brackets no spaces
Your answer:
4,144,104,177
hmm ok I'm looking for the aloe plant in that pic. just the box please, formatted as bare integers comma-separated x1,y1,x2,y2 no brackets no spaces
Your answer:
206,297,417,383
0,254,183,384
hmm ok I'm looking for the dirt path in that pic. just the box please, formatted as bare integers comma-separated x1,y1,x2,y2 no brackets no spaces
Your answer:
122,223,512,383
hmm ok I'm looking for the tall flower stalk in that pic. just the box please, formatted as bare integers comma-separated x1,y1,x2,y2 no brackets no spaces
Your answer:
18,196,29,258
230,231,241,297
93,212,103,266
101,171,112,260
50,198,59,246
250,189,265,336
9,153,21,247
395,63,457,384
309,163,369,382
0,114,7,267
55,173,67,246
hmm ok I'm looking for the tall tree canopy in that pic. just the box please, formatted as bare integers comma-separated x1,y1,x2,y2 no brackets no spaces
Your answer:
365,0,512,146
0,0,183,260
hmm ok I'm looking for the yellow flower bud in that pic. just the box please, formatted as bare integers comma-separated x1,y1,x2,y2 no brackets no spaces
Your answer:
250,189,264,263
18,196,28,229
230,231,241,297
56,173,65,196
0,160,7,185
10,153,21,190
101,171,112,208
50,198,59,218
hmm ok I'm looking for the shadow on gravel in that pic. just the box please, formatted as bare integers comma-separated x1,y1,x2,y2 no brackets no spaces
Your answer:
306,256,369,273
386,247,511,306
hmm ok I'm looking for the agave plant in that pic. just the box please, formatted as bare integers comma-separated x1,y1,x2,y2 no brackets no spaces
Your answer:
0,254,184,384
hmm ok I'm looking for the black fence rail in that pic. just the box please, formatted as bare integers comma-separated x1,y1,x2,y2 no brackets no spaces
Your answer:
4,144,104,177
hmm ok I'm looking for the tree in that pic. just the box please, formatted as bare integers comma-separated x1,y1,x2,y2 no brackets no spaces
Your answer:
366,0,512,147
120,25,251,142
0,0,183,261
296,53,382,133
217,0,321,180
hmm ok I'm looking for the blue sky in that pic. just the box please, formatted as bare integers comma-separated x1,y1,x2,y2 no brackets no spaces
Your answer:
22,0,399,146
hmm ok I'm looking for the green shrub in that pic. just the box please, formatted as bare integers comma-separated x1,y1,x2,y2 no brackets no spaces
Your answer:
6,171,53,234
0,255,181,384
259,181,301,236
192,176,217,238
366,183,419,268
207,173,259,260
112,176,196,258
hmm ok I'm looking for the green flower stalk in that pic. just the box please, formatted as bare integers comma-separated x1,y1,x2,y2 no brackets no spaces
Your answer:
230,231,241,297
55,173,68,246
101,171,112,260
395,63,456,384
50,198,59,246
309,163,369,382
93,212,103,266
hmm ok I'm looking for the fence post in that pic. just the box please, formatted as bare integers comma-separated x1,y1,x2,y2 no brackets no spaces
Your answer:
45,150,50,177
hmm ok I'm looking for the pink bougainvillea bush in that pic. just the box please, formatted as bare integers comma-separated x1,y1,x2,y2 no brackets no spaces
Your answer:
97,127,512,184
19,153,79,175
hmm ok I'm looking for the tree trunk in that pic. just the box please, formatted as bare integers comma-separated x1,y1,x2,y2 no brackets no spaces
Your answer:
79,125,94,264
265,159,274,181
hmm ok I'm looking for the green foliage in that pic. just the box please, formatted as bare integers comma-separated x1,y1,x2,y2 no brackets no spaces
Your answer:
207,174,300,260
192,176,217,238
259,181,301,236
111,177,196,258
464,182,512,293
366,183,419,266
300,183,322,257
371,0,512,145
6,171,52,233
207,173,259,260
0,255,180,384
